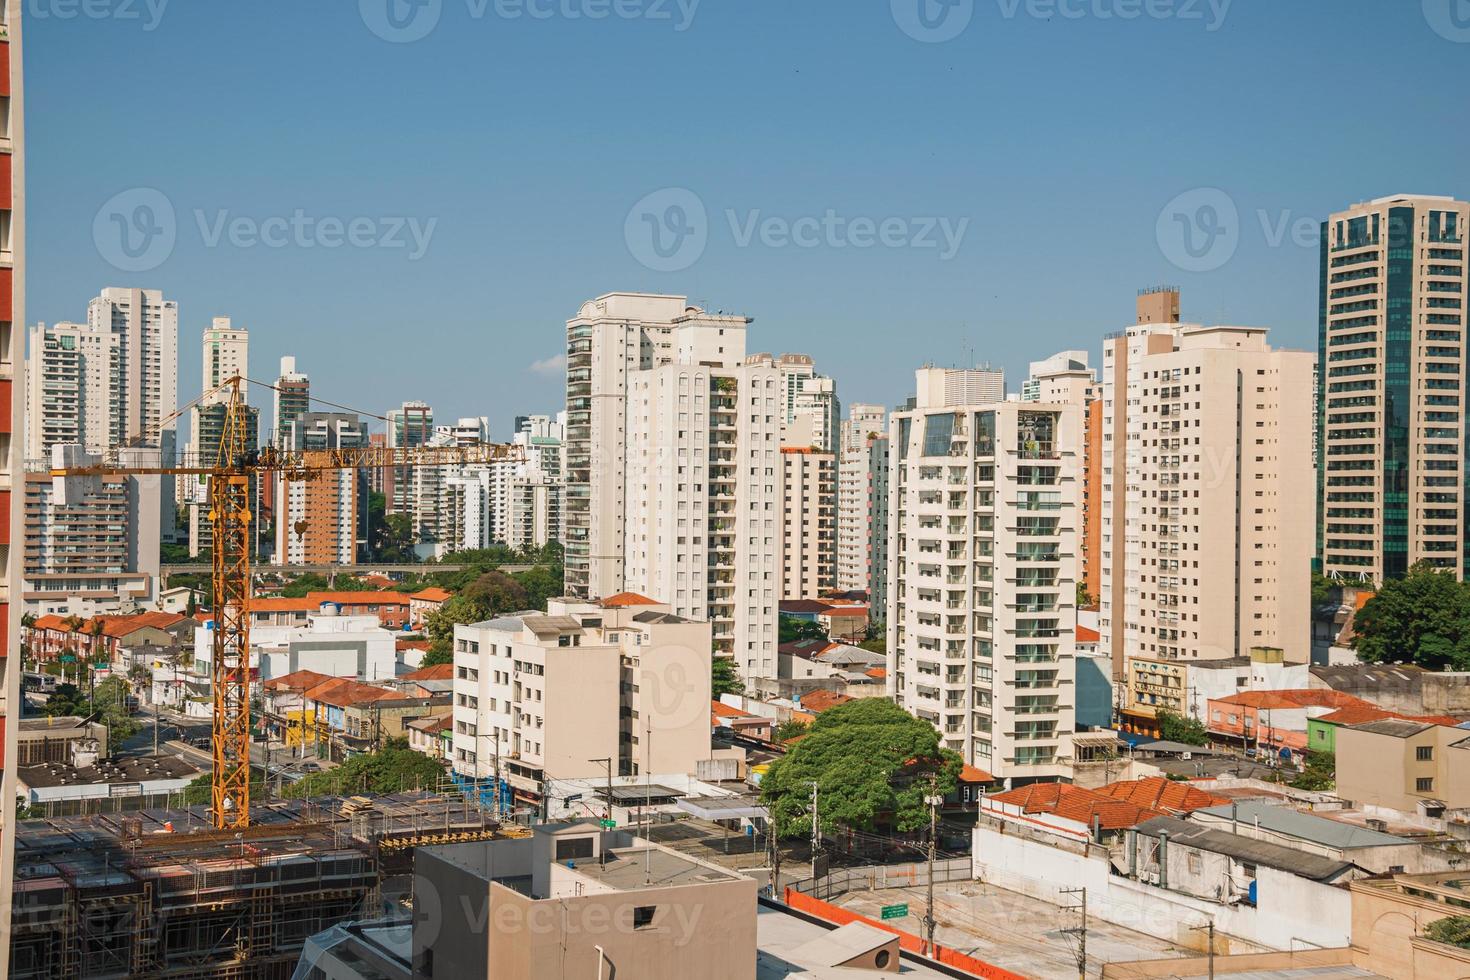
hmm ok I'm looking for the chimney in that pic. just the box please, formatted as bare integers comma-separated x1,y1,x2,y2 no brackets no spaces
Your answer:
1158,831,1169,890
1231,802,1238,835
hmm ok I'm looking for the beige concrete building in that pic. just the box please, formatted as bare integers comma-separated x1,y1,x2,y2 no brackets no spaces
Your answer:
780,447,836,599
451,594,712,802
1318,194,1470,582
1100,300,1315,678
1335,718,1470,817
836,403,887,595
622,321,781,677
888,381,1083,778
1350,873,1470,980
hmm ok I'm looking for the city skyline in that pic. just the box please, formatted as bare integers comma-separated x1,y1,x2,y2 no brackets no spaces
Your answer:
23,3,1470,426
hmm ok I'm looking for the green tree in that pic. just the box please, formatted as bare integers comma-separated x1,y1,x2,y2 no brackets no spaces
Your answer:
422,571,530,660
779,616,827,644
1289,750,1335,791
775,719,809,741
1354,563,1470,670
1076,582,1095,608
1156,708,1209,747
44,683,89,718
760,699,961,836
712,657,745,698
418,644,453,668
286,737,445,798
1425,916,1470,950
366,491,417,562
513,565,563,610
1310,571,1336,609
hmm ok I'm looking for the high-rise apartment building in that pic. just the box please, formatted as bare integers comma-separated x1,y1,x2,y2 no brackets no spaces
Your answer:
385,401,433,538
868,434,891,616
24,321,116,459
187,317,252,554
1317,194,1470,582
199,315,247,398
749,352,839,451
622,315,782,678
887,384,1083,778
913,365,1004,408
273,356,310,447
1100,297,1315,680
564,293,692,599
1,6,27,969
780,447,837,598
837,404,888,594
1023,351,1101,603
274,412,370,565
85,287,178,448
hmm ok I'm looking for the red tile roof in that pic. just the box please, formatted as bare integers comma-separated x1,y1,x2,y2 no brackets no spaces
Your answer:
412,587,452,602
306,591,411,606
799,690,854,714
865,667,887,680
600,591,660,608
958,764,996,783
711,700,755,720
1214,689,1373,711
823,606,869,617
396,639,431,652
303,678,402,708
1096,777,1229,815
1075,625,1100,644
403,663,453,681
252,597,322,613
988,783,1162,831
263,669,336,693
1316,705,1463,728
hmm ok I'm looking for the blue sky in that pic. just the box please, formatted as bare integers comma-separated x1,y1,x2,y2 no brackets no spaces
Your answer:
25,0,1470,436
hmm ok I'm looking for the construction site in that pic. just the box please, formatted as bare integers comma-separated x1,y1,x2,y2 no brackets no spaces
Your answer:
8,792,525,979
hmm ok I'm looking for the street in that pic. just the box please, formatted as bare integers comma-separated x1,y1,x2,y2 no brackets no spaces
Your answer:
120,703,339,782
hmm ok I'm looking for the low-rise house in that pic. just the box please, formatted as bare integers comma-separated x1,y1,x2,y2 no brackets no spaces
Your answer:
1189,798,1466,874
778,598,868,641
1306,705,1462,755
711,700,774,741
395,662,453,698
776,637,883,682
405,713,451,763
1206,689,1375,755
11,716,109,767
194,611,398,685
1094,777,1230,816
305,591,411,630
1350,872,1470,980
409,587,451,628
26,610,188,664
299,677,449,758
1121,648,1311,739
1335,718,1470,820
981,782,1165,845
16,754,201,814
1310,662,1470,719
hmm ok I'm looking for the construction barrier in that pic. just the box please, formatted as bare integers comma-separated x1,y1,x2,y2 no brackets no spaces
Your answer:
784,887,1028,980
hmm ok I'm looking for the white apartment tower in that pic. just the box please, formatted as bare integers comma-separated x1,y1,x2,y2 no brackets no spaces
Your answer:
780,448,837,599
887,380,1083,779
199,316,248,399
1317,195,1470,582
85,287,178,448
564,293,694,599
622,313,782,679
1099,309,1315,678
24,321,116,460
837,403,888,593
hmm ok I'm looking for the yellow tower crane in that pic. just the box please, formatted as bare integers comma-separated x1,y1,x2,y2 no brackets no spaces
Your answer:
49,376,523,829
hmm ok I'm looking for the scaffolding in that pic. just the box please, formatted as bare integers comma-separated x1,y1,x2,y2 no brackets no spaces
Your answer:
8,792,514,979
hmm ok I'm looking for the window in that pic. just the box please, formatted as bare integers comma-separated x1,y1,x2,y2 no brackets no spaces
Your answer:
555,836,595,861
632,906,656,929
1417,777,1435,793
1416,746,1434,762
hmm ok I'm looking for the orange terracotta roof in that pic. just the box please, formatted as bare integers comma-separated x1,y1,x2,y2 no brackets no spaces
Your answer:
263,669,335,693
396,639,431,652
1214,689,1372,711
89,611,187,638
1075,625,1100,643
252,597,321,613
799,690,854,714
988,783,1162,831
412,587,452,602
403,663,453,681
1096,777,1229,815
363,575,397,588
30,614,72,631
823,606,868,617
303,677,401,708
306,591,411,606
1317,705,1463,728
711,700,755,720
958,764,996,783
865,667,887,680
600,591,661,608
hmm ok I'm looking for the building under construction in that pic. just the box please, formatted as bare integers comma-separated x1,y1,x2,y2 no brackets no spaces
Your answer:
8,792,523,979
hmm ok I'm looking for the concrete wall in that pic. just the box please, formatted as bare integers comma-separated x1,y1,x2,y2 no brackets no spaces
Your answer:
973,826,1351,952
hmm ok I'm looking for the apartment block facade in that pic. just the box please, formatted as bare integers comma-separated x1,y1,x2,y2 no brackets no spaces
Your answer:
623,334,782,678
887,385,1083,779
1099,317,1315,679
836,403,888,595
450,596,712,801
274,412,369,565
1317,194,1470,581
85,287,178,449
1023,351,1101,603
779,447,836,599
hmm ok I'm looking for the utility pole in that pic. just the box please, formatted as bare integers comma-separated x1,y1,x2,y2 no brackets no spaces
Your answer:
923,775,942,957
807,781,820,885
590,756,614,868
1061,886,1088,980
1189,920,1215,980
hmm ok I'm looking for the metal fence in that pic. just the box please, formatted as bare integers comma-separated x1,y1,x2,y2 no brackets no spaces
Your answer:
790,856,973,901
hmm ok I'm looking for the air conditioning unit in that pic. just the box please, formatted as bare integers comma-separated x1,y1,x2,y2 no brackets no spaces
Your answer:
1181,752,1192,761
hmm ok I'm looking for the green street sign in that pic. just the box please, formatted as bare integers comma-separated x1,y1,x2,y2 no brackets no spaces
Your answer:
600,819,617,829
880,904,909,921
59,655,77,664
